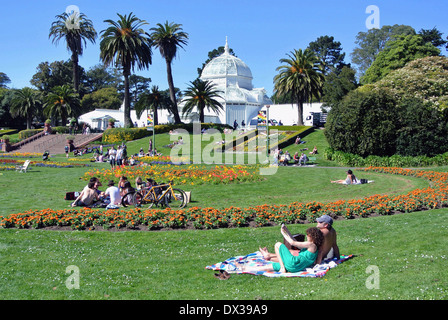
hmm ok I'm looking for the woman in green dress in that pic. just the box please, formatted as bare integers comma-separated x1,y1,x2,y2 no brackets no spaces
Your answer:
250,225,324,273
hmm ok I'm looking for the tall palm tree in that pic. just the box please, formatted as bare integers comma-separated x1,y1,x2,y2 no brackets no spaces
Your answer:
44,85,80,126
274,49,325,126
150,21,189,124
100,13,152,128
134,85,171,125
49,11,97,92
10,87,42,129
182,79,223,123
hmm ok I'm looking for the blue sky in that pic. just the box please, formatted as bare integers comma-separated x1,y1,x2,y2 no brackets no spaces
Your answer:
1,0,447,95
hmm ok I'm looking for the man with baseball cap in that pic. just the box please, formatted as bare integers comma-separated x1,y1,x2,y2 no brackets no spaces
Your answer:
316,215,340,264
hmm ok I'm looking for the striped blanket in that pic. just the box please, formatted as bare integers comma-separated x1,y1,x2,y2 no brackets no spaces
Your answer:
206,251,354,278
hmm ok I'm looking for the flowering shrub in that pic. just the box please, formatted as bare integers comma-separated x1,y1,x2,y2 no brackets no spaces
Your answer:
82,164,262,186
0,152,43,158
0,159,90,169
2,167,448,231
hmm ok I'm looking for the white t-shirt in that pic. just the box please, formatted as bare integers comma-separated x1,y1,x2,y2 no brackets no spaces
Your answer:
109,149,117,159
105,186,121,205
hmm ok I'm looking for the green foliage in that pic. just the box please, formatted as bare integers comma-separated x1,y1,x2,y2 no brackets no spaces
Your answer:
326,56,448,158
351,24,416,77
373,56,448,111
103,127,152,143
361,35,440,84
80,87,122,112
18,129,43,140
325,88,398,157
324,147,448,167
274,48,325,125
322,66,358,110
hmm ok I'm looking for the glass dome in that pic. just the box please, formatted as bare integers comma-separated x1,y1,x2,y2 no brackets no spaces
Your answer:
200,39,253,90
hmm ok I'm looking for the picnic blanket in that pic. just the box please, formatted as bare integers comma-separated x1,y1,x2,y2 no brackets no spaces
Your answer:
206,251,354,278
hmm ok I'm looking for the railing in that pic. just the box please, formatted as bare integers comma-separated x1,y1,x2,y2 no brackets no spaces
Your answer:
11,131,46,151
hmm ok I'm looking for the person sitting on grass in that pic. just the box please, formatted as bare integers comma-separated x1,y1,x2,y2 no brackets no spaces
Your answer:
244,225,324,273
315,215,340,264
104,180,121,209
299,153,308,166
71,181,98,207
331,169,357,185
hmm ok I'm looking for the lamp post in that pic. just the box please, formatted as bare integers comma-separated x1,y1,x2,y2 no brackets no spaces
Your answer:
266,105,270,159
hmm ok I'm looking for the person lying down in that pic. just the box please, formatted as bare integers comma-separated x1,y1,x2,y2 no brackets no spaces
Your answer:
330,169,373,185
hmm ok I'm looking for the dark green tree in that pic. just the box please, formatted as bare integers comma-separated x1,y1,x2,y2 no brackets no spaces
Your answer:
350,24,415,77
182,79,224,123
307,35,346,74
325,88,398,157
100,13,153,127
44,85,80,126
10,87,42,129
134,85,172,125
274,49,325,126
150,21,189,124
49,11,97,92
0,72,11,88
418,27,447,49
361,35,440,84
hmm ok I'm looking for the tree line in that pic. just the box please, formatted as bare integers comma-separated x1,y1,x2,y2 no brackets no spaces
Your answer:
1,11,447,132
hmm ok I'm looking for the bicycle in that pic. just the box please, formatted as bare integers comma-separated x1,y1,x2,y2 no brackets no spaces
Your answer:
121,180,187,209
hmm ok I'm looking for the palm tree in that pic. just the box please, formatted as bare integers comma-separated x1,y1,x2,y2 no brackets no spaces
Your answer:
274,49,325,126
150,21,189,124
44,85,80,126
134,85,171,125
49,11,97,92
10,87,42,129
100,13,152,128
182,79,224,123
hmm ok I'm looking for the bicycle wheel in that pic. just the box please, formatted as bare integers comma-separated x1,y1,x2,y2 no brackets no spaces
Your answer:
145,192,157,209
121,191,141,207
132,192,144,207
166,188,187,209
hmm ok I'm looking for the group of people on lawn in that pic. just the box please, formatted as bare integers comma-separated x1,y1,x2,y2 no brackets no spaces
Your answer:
274,146,318,166
70,175,153,209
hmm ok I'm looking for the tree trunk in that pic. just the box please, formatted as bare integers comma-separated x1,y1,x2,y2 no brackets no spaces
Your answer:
166,59,182,124
72,53,79,93
199,106,205,123
123,68,133,128
297,98,304,126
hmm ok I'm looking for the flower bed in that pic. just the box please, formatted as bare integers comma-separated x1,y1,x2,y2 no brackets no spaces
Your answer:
2,167,448,231
82,164,262,186
0,158,91,169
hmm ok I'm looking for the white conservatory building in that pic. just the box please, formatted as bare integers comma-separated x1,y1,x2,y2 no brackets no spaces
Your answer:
78,39,273,129
181,38,272,126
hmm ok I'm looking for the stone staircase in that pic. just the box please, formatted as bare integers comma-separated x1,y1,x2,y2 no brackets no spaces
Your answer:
11,133,103,155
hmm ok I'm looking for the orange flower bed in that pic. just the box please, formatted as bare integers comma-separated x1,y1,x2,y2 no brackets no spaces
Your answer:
1,167,448,231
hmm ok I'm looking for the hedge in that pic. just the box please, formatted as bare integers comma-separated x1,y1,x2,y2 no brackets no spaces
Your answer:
324,147,448,167
103,123,233,143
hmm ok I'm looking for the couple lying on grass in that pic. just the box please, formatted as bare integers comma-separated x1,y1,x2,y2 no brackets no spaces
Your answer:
240,215,340,273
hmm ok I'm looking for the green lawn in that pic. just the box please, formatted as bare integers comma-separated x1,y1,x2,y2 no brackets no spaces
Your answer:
0,210,446,300
0,128,447,301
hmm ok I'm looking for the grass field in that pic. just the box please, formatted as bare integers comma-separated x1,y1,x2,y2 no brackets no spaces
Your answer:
0,128,447,301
